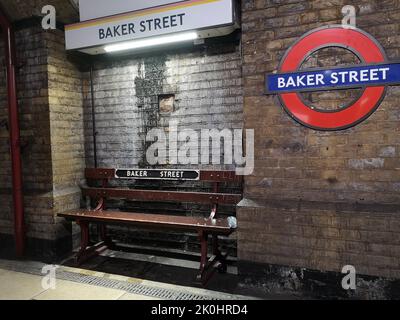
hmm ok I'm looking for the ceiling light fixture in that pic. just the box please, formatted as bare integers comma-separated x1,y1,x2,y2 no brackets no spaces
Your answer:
104,32,198,53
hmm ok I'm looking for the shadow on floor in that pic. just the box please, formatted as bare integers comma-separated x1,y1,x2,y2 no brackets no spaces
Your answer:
61,245,298,300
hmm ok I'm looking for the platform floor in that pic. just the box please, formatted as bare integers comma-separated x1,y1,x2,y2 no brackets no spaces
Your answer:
0,258,257,300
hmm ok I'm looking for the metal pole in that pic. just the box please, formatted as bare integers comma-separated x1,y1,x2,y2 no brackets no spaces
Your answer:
0,8,25,257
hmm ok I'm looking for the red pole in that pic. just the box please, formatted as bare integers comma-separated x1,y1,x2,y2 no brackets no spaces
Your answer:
0,9,25,257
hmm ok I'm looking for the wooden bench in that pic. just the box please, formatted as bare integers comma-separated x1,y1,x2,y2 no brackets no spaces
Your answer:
59,168,242,285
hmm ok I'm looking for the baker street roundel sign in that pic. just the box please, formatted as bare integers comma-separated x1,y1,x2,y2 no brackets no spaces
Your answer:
265,25,400,131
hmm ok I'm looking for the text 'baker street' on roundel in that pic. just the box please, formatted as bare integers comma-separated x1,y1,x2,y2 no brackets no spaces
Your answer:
265,25,395,131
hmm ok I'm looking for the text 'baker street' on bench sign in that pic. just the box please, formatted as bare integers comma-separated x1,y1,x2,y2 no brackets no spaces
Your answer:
115,169,200,180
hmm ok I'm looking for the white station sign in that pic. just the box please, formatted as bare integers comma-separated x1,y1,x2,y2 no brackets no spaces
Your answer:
79,0,185,22
66,0,235,52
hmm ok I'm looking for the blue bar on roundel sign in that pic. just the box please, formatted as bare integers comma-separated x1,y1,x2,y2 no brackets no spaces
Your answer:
265,62,400,94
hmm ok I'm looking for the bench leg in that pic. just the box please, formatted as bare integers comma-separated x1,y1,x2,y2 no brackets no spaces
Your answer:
76,220,89,265
212,235,227,274
196,232,229,286
197,231,209,284
76,221,109,266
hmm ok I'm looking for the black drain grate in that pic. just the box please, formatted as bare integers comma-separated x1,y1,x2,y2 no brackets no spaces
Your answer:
55,270,218,300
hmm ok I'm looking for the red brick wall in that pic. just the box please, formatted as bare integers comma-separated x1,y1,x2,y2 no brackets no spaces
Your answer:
239,0,400,279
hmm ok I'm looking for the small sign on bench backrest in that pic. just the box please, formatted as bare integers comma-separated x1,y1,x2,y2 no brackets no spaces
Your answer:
115,169,200,181
85,168,242,183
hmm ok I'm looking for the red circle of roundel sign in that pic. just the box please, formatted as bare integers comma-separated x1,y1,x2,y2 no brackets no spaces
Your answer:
265,25,400,131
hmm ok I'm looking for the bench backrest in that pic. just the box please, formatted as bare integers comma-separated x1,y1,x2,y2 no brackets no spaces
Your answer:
85,168,242,183
84,168,243,206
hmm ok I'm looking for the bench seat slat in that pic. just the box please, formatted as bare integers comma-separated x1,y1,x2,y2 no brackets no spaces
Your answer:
82,187,242,205
59,210,235,234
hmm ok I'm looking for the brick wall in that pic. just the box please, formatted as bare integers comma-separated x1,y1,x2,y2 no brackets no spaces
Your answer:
2,0,398,291
0,22,242,257
0,26,84,260
239,0,400,281
47,30,85,193
84,45,243,169
83,43,243,252
45,29,85,254
0,27,52,239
